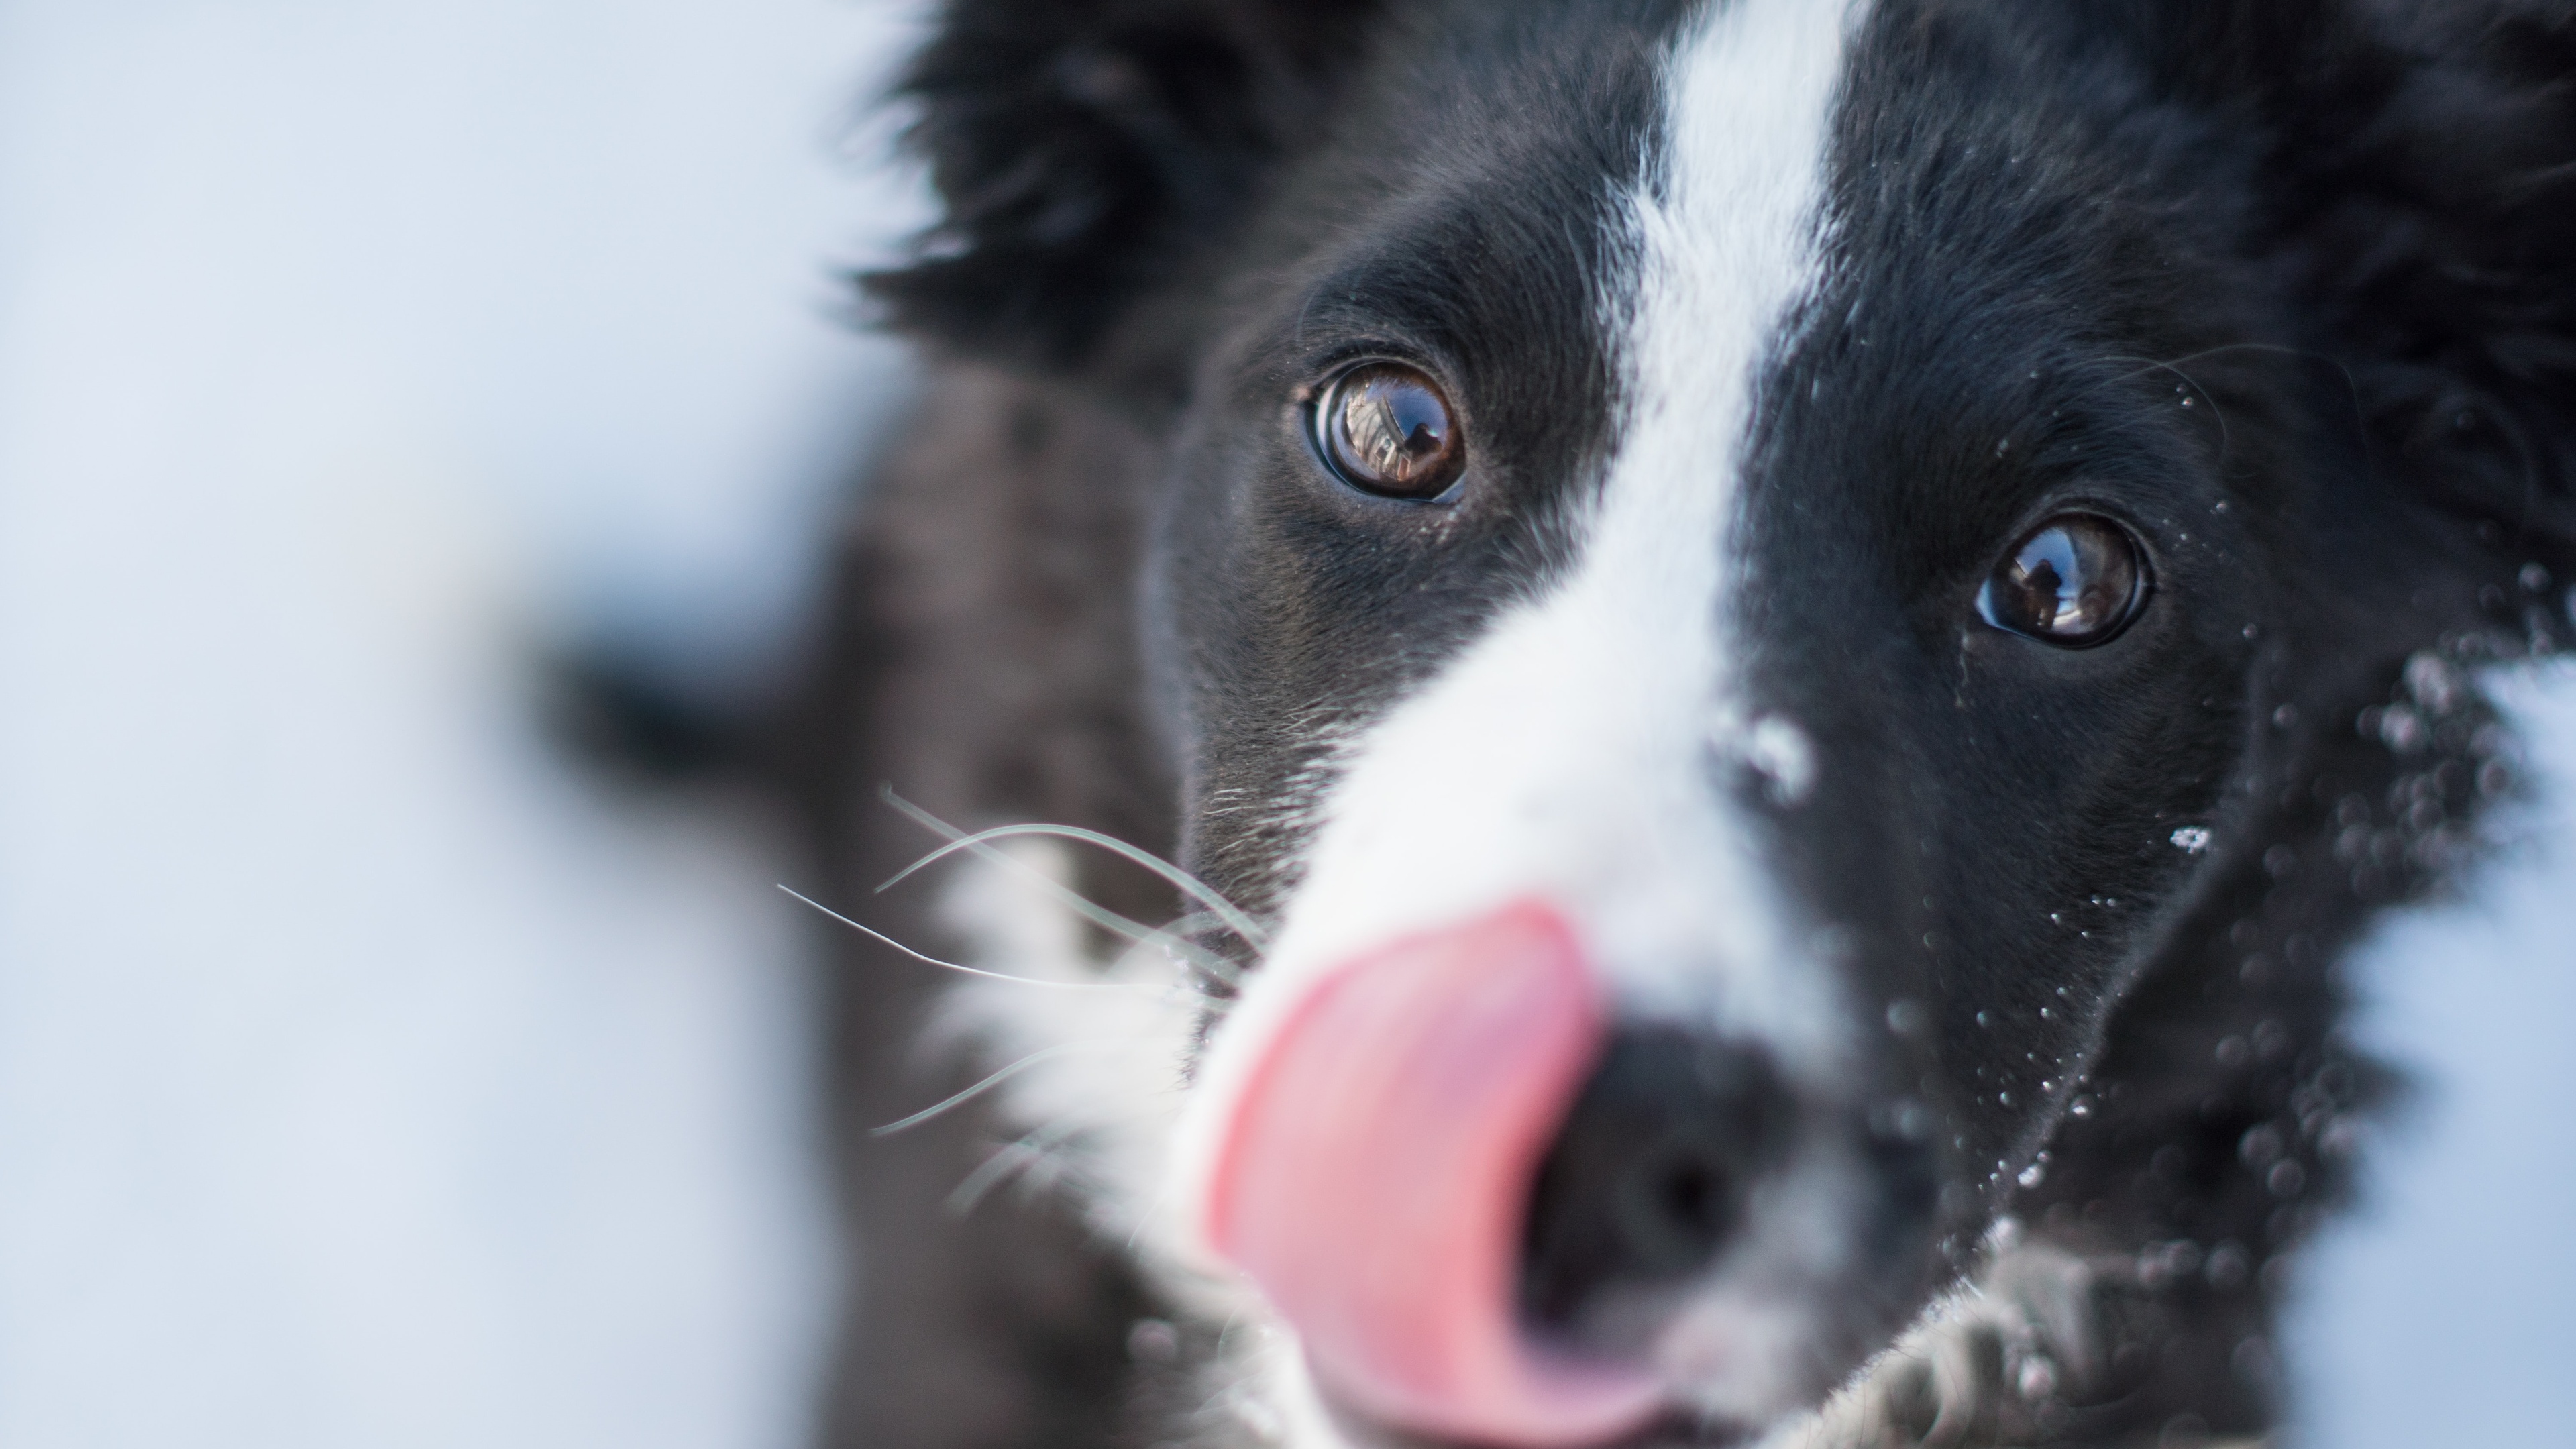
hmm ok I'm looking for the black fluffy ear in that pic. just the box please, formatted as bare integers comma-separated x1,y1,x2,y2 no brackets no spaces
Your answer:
2262,3,2576,623
865,0,1383,371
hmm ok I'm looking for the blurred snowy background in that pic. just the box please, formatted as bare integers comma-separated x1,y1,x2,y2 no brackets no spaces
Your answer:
0,3,2566,1448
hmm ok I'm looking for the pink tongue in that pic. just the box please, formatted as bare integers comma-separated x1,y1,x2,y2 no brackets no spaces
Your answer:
1201,900,1664,1448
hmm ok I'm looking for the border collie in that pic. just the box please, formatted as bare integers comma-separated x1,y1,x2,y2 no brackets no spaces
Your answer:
781,3,2576,1446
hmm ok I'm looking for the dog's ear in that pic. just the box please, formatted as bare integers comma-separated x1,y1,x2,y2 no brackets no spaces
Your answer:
864,0,1383,372
2249,3,2576,629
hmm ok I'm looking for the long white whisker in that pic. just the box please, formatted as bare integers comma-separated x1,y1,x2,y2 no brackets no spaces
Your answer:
874,790,1250,982
869,1040,1138,1138
879,788,1269,951
944,1110,1161,1217
1119,908,1242,989
878,792,1162,944
777,885,1185,996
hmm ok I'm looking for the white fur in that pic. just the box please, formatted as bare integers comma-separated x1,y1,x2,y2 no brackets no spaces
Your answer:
1161,1,1872,1438
928,841,1241,1309
1179,0,1864,1226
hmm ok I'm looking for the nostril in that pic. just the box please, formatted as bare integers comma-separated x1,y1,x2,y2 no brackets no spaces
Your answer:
1616,1134,1738,1273
1521,1028,1793,1333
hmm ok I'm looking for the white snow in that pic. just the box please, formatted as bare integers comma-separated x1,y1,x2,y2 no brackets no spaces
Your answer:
0,3,923,1446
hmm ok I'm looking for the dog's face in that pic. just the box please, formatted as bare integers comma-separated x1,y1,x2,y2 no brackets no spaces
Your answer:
1149,4,2262,1436
875,0,2576,1443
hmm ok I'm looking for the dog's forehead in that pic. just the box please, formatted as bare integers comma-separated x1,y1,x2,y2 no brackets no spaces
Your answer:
1226,0,1874,1059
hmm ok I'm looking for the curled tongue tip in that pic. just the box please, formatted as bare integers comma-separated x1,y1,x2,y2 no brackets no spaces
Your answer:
1201,900,1664,1446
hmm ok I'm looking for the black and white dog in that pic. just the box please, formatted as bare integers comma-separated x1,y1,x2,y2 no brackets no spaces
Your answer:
781,2,2576,1446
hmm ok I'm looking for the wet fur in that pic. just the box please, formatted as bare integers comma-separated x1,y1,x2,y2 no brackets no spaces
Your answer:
788,3,2576,1446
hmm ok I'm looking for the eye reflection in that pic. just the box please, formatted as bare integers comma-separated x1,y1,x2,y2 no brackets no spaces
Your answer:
1316,362,1466,500
1978,514,2147,647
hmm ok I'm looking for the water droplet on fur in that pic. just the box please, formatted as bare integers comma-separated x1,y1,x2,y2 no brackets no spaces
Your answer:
2070,1095,2094,1118
2379,704,2428,754
1742,714,1819,806
2272,704,2300,729
2404,652,2462,714
1128,1318,1181,1364
2243,623,2260,641
2232,1334,2277,1385
1886,998,1929,1036
2266,1159,2307,1197
2018,1161,2047,1188
1870,1096,1933,1142
2522,563,2553,593
2216,1036,2251,1068
2016,1353,2060,1401
1228,1390,1285,1442
1998,1090,2014,1106
1977,1010,1995,1029
2162,1412,2214,1447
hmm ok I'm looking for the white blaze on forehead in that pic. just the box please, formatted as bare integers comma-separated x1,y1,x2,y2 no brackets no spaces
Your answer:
1244,0,1856,1069
1175,0,1864,1267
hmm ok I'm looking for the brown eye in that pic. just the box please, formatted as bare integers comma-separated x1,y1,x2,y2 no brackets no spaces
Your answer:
1978,513,2148,646
1316,362,1466,500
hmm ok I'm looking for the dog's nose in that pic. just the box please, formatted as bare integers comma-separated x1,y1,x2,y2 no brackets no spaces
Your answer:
1519,1028,1794,1336
1196,900,1666,1448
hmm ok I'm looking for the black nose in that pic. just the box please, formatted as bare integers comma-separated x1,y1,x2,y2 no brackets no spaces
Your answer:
1517,1027,1795,1333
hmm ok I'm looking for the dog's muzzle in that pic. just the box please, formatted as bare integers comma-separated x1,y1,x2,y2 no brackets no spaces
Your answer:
1195,900,1805,1448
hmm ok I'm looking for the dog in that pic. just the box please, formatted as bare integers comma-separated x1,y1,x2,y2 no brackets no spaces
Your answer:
775,2,2576,1445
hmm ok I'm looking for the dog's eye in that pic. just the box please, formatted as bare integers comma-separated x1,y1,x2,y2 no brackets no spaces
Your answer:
1316,362,1466,500
1978,514,2147,646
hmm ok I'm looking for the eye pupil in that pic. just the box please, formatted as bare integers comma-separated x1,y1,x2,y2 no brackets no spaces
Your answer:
1320,363,1466,499
1978,515,2145,646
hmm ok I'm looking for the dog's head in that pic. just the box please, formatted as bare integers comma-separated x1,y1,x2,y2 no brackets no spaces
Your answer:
876,1,2576,1442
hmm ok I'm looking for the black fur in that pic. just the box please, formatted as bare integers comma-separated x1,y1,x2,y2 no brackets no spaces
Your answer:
804,2,2576,1445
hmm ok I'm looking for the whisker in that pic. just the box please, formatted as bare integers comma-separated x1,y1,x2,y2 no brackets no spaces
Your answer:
879,788,1269,951
874,790,1250,984
1121,908,1244,989
945,1101,1174,1217
777,885,1185,995
878,792,1160,944
2092,352,2234,460
869,1040,1139,1137
945,1118,1087,1216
